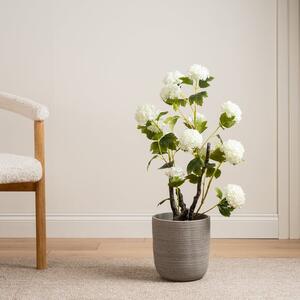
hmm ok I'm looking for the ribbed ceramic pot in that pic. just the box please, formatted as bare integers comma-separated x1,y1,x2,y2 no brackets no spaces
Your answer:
152,212,210,282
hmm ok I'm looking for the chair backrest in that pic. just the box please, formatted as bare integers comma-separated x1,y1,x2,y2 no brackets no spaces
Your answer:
0,91,49,120
0,91,48,169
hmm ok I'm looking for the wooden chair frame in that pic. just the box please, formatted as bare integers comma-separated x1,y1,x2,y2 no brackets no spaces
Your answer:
0,121,47,269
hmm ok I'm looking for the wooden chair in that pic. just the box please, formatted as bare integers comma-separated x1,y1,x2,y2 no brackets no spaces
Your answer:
0,92,49,269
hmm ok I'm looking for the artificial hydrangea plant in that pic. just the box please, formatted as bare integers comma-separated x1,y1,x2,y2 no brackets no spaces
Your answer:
135,64,245,220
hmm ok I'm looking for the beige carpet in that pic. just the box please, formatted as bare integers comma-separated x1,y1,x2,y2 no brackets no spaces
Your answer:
1,256,300,300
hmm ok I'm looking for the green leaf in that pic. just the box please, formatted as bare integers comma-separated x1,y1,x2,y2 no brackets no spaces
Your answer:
179,76,193,85
183,122,193,129
206,163,214,177
159,133,178,150
146,130,163,140
195,120,207,133
210,148,226,163
218,205,231,217
150,141,167,154
159,161,174,169
218,199,234,217
147,155,158,171
198,76,214,88
189,91,208,106
215,187,223,199
185,174,199,184
187,157,204,175
206,167,221,178
164,115,180,131
199,80,210,88
169,177,185,187
219,112,236,128
206,167,214,177
138,123,163,140
164,98,186,111
157,198,170,207
156,111,168,121
214,169,221,178
150,142,159,154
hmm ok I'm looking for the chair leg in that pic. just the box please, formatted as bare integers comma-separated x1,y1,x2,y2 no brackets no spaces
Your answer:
35,179,47,269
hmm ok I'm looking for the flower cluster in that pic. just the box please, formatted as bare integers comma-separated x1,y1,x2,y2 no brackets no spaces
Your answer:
221,140,245,165
135,104,160,126
165,167,185,180
221,101,242,123
188,64,210,82
179,129,203,152
223,184,246,208
163,71,183,85
160,84,183,101
160,64,212,103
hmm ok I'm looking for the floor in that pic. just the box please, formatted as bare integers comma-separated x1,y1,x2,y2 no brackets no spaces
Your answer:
1,239,300,299
0,238,300,258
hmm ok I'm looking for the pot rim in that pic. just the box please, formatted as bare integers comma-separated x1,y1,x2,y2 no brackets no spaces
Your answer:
152,212,210,223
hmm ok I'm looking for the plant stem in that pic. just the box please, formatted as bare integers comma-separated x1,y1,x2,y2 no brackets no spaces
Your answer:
203,162,222,200
178,108,193,127
201,201,221,215
199,170,207,206
188,101,193,112
188,143,211,220
193,81,199,125
176,188,188,220
193,79,199,93
169,184,179,218
196,162,222,214
200,125,221,151
167,150,172,162
152,120,162,132
157,141,168,163
154,120,176,164
152,121,168,163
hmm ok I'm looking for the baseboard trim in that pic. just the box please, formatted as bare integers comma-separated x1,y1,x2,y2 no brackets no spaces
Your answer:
0,213,278,238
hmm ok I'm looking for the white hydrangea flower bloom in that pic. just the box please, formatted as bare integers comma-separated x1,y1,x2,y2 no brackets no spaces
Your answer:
188,112,206,124
221,139,245,165
163,71,184,85
221,101,242,123
165,167,185,180
188,64,210,81
223,184,246,208
179,129,203,152
160,84,183,101
148,120,169,134
135,104,160,126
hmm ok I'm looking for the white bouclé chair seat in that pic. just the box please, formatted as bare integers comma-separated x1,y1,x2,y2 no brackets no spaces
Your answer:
0,153,42,184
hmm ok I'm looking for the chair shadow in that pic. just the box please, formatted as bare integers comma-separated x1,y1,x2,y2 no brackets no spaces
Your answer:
0,262,36,270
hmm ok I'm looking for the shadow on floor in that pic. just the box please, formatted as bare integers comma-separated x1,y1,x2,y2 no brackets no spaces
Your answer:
96,262,163,282
1,257,164,283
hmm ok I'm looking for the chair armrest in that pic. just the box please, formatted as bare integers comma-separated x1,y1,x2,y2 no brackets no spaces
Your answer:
0,91,49,120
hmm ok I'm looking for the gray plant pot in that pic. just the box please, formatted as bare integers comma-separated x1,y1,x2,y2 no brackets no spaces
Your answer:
152,212,210,282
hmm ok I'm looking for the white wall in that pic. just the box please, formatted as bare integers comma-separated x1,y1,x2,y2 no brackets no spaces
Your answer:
0,0,290,237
